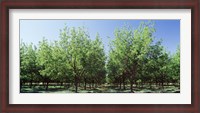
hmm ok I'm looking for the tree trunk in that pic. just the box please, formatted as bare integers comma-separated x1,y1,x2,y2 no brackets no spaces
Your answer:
130,80,133,93
84,78,87,90
119,80,122,90
150,82,152,89
129,64,137,93
130,75,134,93
92,80,95,88
75,83,78,93
161,75,164,89
46,81,49,91
75,76,78,93
123,76,126,90
90,83,92,89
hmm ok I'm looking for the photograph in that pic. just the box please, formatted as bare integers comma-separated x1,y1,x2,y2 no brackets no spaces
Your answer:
1,0,198,112
20,20,180,93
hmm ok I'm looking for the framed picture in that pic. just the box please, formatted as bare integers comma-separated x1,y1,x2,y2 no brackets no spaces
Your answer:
1,0,199,113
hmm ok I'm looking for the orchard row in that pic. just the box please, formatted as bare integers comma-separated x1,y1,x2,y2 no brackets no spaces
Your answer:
20,22,180,93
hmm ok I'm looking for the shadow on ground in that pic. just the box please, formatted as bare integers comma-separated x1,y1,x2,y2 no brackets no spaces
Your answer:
21,84,180,93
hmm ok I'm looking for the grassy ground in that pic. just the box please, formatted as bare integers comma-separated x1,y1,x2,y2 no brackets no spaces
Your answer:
21,84,180,93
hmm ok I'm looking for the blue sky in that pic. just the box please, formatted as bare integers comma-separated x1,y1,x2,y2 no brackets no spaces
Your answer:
20,20,180,55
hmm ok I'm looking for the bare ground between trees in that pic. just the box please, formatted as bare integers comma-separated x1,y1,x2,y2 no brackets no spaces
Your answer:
21,83,180,93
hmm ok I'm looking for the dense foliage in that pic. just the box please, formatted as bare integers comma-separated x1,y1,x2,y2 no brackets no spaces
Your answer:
20,22,180,93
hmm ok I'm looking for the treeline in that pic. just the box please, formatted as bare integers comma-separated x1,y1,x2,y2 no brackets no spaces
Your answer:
20,22,180,93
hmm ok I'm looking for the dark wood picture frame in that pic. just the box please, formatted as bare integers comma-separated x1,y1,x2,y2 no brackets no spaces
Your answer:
0,0,199,113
